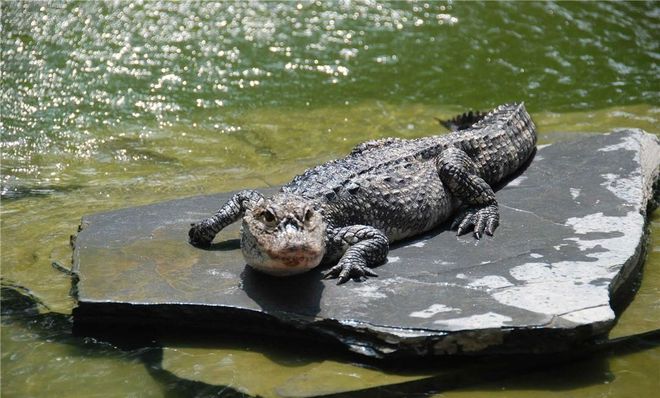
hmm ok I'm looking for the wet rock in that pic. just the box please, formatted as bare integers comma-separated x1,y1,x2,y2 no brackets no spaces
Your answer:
72,129,659,358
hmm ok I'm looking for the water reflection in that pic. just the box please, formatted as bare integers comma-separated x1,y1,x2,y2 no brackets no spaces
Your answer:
3,282,660,398
1,283,250,397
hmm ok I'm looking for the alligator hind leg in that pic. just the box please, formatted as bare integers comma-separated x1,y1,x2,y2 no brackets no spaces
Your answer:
323,225,389,284
189,189,264,247
436,147,499,239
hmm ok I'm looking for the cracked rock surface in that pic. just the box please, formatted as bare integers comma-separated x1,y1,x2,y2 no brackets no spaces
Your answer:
72,129,659,358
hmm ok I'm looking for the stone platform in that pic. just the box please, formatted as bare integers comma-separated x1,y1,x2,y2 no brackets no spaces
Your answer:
72,130,659,358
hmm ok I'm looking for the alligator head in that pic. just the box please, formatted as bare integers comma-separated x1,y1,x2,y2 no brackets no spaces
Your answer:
241,193,327,276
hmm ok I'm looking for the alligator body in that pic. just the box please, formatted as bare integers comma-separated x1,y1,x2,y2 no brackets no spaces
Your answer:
189,103,537,283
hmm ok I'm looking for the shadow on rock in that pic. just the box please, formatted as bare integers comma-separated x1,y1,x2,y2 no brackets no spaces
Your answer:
205,238,241,252
240,265,325,317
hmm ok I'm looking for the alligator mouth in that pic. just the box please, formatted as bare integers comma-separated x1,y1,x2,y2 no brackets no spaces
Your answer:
275,256,320,268
247,256,323,276
264,247,323,268
242,245,324,276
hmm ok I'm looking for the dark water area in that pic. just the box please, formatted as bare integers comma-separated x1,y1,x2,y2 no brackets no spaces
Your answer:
1,1,659,397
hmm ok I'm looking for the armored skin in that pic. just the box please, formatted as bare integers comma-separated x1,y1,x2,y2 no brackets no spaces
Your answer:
189,103,537,283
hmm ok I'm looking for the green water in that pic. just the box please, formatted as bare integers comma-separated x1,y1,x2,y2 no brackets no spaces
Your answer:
1,1,658,397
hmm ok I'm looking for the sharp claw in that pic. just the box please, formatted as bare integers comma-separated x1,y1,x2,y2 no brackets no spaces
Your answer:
338,274,351,284
323,265,341,279
325,262,378,284
452,205,499,239
486,219,498,236
457,221,471,236
474,216,486,234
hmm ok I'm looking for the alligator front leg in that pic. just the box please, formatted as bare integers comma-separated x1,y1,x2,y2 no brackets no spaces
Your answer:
323,225,389,284
189,189,264,247
436,147,499,239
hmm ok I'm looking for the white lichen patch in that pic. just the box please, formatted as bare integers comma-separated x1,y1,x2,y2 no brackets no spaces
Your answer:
433,312,512,331
468,275,514,290
600,172,641,205
341,277,408,304
351,283,388,299
569,188,581,200
530,253,544,258
596,134,647,205
560,305,614,324
410,303,457,319
565,211,643,263
598,134,639,153
491,210,643,324
493,278,611,318
206,269,234,279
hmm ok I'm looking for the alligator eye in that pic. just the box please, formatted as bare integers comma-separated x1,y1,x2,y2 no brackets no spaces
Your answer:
304,208,314,222
262,209,275,223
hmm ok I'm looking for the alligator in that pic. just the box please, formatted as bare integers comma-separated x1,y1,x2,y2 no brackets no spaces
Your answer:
188,103,537,284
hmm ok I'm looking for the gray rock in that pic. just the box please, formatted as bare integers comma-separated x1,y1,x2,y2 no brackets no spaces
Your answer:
72,129,659,358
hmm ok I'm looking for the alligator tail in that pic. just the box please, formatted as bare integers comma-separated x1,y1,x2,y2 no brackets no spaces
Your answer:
437,110,487,131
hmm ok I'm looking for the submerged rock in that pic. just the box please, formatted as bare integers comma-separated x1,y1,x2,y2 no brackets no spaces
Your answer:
72,129,659,358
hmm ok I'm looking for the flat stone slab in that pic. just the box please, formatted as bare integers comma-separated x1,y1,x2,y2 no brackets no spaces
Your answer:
72,129,659,358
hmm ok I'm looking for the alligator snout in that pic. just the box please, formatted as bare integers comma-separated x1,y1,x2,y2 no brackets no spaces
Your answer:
278,216,301,232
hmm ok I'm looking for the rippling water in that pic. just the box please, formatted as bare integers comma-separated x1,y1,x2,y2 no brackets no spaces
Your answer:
1,1,658,397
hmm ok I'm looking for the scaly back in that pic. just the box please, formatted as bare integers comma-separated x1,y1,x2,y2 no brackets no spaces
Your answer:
283,103,536,200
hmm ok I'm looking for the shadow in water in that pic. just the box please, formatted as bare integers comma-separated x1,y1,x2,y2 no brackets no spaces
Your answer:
311,330,660,398
1,283,256,398
141,348,254,398
3,280,660,398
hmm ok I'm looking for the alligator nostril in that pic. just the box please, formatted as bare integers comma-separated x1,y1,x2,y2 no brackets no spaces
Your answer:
279,217,301,232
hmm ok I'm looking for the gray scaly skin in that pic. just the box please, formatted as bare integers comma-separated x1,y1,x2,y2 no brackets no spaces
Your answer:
189,103,537,284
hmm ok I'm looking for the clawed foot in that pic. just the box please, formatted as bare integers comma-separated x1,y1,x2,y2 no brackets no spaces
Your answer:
323,261,378,285
188,221,215,248
451,204,499,239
